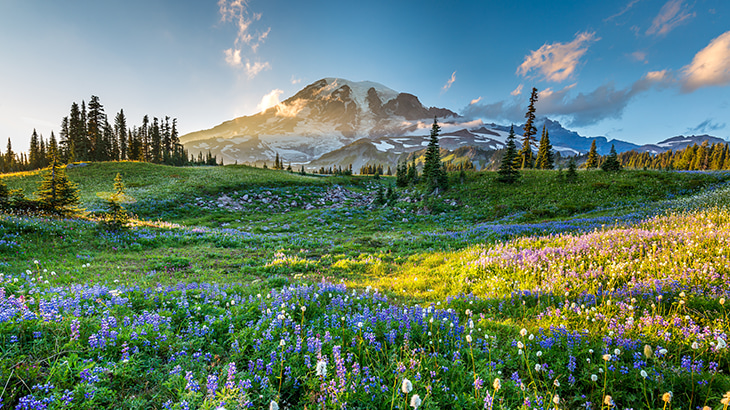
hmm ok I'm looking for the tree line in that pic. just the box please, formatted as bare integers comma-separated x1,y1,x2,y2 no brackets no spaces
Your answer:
0,95,218,173
618,141,730,171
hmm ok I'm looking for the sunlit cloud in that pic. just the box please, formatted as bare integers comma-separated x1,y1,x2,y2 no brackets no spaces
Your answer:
517,32,599,82
681,30,730,93
245,61,271,79
257,89,284,112
223,48,242,67
470,97,482,105
276,99,307,118
291,76,302,85
219,0,271,76
646,0,695,37
510,84,523,96
442,71,456,93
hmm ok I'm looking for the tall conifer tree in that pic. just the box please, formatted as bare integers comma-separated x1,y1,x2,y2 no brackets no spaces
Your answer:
518,87,539,169
422,117,447,192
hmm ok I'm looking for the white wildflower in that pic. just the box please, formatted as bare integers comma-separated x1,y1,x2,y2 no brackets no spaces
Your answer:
316,360,327,377
401,378,413,394
409,394,422,409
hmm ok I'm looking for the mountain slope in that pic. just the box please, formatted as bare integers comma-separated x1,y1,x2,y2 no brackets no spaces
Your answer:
181,78,458,163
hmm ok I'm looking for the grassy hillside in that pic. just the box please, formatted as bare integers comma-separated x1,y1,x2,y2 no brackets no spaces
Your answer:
2,162,730,409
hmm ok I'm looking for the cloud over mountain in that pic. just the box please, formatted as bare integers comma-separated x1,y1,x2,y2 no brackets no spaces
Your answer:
464,70,673,127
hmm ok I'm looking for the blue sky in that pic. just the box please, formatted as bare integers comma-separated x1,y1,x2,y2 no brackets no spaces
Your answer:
1,0,729,152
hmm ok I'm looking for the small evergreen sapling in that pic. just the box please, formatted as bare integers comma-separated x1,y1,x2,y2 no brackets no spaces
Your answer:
99,173,132,230
565,157,578,183
35,157,80,215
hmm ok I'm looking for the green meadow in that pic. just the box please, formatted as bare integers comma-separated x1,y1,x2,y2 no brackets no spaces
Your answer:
1,163,729,409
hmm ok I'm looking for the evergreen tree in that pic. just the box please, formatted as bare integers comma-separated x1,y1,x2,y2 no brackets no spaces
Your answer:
535,125,554,169
565,156,578,183
0,176,9,205
518,87,539,169
86,96,105,161
422,117,447,192
47,132,59,166
59,117,71,163
99,173,131,230
374,185,386,206
601,144,622,172
35,157,80,215
5,138,15,172
39,136,47,168
585,139,599,169
29,129,41,169
150,117,162,163
407,157,417,185
115,110,128,161
497,125,521,183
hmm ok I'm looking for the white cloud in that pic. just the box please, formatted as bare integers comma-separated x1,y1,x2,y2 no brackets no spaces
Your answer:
681,30,730,92
470,96,482,105
291,76,302,85
219,0,271,76
510,84,524,96
257,89,284,112
517,32,599,82
224,48,242,67
646,0,695,37
442,71,456,93
276,99,307,118
245,60,271,79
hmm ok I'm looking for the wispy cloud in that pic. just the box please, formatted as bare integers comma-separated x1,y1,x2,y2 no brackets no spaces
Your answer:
681,30,730,92
510,84,524,96
290,76,302,85
442,71,456,93
646,0,695,37
257,89,283,112
244,61,271,79
463,70,673,127
219,0,271,76
688,118,726,134
630,51,647,63
470,96,482,105
605,0,645,22
517,32,599,82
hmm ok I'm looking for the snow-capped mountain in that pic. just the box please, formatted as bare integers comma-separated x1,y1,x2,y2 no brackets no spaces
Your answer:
181,77,727,168
180,78,458,163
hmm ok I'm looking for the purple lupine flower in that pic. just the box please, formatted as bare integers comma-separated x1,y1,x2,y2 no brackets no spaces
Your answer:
206,373,218,396
184,371,200,392
226,362,237,389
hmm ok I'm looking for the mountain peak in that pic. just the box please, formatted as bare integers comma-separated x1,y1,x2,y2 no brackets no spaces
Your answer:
180,77,458,163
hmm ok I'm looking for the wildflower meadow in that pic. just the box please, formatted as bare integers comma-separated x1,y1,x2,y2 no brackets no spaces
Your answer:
1,164,729,409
